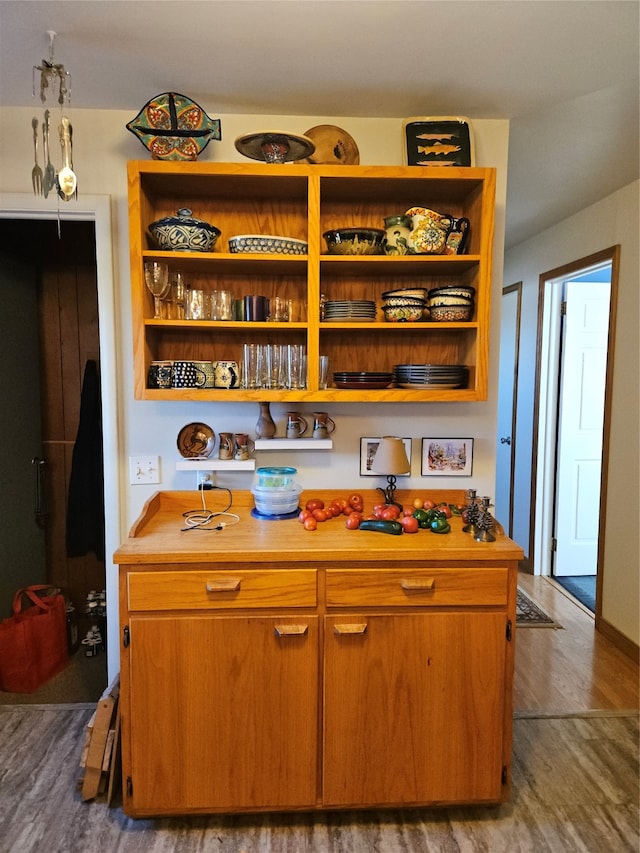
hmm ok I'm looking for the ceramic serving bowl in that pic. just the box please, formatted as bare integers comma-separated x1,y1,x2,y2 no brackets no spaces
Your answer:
427,294,474,307
149,208,221,252
323,228,386,255
382,295,426,308
228,235,308,255
429,303,473,322
383,304,425,322
382,287,430,301
428,285,476,301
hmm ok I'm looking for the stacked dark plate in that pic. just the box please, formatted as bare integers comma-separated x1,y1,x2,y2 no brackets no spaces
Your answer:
394,363,469,390
323,300,376,321
333,371,394,389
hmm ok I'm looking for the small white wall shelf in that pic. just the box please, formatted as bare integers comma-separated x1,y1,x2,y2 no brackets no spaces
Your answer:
254,439,333,451
176,459,255,472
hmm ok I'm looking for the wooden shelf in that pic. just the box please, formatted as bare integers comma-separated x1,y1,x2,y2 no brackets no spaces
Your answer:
128,161,495,402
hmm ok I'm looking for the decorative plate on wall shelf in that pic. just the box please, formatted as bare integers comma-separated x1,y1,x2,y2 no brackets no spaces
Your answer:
403,116,474,167
126,92,221,161
177,422,215,458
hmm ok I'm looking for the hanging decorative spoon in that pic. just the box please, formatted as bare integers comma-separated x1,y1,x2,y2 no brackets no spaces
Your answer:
57,116,76,201
42,109,56,198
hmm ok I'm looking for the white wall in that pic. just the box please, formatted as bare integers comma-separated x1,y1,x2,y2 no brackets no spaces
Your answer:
504,181,639,646
1,107,509,677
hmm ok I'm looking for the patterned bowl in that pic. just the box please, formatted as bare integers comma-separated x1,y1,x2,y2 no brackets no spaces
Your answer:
382,287,430,301
149,208,221,252
382,296,426,308
429,303,473,322
228,234,308,255
323,228,386,255
383,304,425,322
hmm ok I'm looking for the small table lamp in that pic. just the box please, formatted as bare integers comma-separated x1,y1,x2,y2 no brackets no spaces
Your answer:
370,436,410,506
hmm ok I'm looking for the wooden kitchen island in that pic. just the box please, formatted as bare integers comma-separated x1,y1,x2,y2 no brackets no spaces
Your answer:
114,489,523,818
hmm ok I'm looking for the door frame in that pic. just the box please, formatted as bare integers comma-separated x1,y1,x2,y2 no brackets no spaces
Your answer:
0,193,121,680
530,245,620,622
496,282,522,538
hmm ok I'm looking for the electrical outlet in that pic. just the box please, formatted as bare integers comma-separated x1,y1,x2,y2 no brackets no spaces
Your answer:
129,455,160,484
197,471,214,489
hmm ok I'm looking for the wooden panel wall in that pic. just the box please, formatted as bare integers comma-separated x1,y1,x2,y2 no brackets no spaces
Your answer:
36,220,105,613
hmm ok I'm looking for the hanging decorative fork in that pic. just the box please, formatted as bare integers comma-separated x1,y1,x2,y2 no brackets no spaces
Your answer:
31,117,43,195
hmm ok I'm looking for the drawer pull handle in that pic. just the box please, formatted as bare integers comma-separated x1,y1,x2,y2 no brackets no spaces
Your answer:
274,624,308,637
400,578,435,591
206,578,241,592
334,623,367,635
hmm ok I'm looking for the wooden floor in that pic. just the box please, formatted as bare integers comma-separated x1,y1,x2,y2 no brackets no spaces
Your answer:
515,571,639,714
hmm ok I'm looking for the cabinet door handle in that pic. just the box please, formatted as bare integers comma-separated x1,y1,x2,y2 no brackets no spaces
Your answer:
274,624,308,637
333,623,367,635
400,578,435,591
206,578,241,592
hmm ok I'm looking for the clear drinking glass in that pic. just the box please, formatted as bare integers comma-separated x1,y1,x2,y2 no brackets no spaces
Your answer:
144,262,170,319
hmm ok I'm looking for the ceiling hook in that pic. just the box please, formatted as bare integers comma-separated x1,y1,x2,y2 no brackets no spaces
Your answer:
46,30,57,63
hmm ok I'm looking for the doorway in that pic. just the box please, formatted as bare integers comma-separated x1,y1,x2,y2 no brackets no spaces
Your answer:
0,192,120,683
532,246,619,617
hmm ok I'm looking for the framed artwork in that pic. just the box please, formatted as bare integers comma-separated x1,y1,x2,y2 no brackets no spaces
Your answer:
421,438,473,476
403,116,475,167
360,437,412,477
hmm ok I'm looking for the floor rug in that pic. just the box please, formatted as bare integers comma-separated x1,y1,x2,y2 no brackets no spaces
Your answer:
554,575,596,612
516,588,562,628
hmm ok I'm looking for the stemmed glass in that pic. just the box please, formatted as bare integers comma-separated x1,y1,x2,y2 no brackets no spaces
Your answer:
144,262,170,319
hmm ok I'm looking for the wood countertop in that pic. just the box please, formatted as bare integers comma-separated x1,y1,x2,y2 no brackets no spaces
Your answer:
114,490,524,567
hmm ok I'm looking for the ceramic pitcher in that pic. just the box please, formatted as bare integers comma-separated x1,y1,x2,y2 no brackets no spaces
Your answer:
405,207,452,255
312,412,335,439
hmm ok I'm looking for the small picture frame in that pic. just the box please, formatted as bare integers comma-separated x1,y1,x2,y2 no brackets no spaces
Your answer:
403,116,475,167
421,438,473,476
360,437,412,477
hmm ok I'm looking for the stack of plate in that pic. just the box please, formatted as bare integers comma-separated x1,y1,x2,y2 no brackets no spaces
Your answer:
394,364,469,390
323,300,376,321
333,371,394,389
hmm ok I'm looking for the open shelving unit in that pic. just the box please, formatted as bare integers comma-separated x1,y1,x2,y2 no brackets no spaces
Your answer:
128,161,496,402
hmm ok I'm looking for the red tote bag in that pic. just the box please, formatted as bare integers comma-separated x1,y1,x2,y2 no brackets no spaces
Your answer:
0,585,69,693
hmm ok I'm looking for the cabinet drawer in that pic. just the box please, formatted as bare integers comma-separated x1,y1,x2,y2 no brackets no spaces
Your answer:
127,569,317,611
326,567,508,607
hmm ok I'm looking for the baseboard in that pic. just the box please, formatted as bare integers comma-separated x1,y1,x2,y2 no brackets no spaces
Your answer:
596,616,640,663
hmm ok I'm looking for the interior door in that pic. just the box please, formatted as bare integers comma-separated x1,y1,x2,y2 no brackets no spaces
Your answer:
0,250,46,615
553,280,611,576
495,283,522,536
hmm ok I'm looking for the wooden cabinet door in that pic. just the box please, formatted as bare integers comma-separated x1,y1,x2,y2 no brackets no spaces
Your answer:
126,614,318,814
323,612,507,807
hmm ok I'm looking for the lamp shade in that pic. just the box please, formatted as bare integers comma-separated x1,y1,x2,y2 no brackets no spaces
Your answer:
370,436,410,475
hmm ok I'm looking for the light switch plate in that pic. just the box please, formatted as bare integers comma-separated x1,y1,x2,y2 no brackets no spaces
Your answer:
129,455,160,484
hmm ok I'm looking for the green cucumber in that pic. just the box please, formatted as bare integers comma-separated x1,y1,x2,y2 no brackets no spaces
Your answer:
359,519,404,535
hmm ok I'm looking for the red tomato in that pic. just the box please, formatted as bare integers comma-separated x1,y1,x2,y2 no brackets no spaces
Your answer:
343,504,354,516
305,498,325,512
437,503,452,518
324,506,335,518
373,504,387,518
330,503,343,517
403,507,414,516
333,499,347,512
381,508,398,521
348,493,363,509
345,514,362,529
422,499,436,510
351,503,364,515
303,517,318,531
312,508,328,522
298,509,311,523
400,515,419,533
